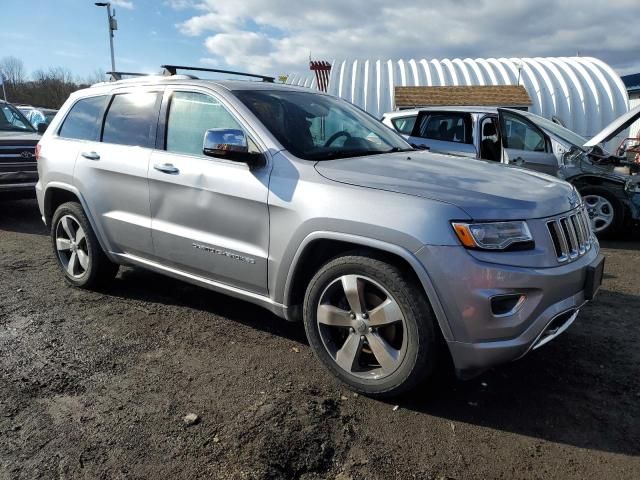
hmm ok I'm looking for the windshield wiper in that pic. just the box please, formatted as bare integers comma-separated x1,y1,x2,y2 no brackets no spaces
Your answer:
309,149,391,160
384,146,414,153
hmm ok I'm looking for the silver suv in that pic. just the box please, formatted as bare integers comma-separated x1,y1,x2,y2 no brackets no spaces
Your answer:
36,68,605,396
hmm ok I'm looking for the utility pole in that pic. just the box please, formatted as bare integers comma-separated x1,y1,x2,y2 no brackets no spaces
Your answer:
0,71,7,102
95,2,117,74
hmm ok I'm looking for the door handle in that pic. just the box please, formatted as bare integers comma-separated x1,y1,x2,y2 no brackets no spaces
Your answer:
510,156,524,165
153,163,180,174
81,151,100,160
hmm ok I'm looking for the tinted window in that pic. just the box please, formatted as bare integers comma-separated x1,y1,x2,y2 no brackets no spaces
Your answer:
502,113,546,151
417,113,470,144
166,91,242,156
59,96,107,140
0,103,35,132
391,116,417,135
102,92,161,148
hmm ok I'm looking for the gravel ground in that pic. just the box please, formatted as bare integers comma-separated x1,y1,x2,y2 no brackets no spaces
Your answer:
1,198,639,480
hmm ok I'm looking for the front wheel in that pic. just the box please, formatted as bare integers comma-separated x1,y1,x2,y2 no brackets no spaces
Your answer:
579,186,623,237
303,253,438,397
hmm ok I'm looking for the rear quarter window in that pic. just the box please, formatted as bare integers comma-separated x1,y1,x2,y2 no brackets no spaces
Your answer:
391,116,417,135
58,96,108,141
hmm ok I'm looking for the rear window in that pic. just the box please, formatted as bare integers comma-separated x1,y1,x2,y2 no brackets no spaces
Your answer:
58,96,108,140
102,92,161,148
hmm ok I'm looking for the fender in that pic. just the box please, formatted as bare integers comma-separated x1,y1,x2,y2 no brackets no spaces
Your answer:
282,231,454,341
568,173,627,187
43,181,116,259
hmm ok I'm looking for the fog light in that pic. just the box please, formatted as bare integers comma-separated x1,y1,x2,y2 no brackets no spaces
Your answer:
491,294,525,316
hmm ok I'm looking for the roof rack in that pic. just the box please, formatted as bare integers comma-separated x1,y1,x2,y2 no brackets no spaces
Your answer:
107,71,148,81
161,65,275,83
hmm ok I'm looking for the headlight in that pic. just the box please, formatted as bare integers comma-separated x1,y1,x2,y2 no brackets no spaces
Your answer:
625,179,640,193
452,221,534,250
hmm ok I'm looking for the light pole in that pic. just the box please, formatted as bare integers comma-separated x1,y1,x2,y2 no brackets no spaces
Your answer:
95,2,117,73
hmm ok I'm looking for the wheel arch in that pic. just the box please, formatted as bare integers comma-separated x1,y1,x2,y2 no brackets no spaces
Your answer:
282,232,454,341
43,182,114,255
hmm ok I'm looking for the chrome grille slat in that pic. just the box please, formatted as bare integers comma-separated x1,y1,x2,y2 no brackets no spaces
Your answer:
546,206,592,263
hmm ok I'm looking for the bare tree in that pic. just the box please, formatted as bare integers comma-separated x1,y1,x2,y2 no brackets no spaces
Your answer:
0,56,26,85
84,68,108,85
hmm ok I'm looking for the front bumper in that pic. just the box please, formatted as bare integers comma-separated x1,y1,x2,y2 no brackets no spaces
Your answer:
416,243,601,376
0,170,38,193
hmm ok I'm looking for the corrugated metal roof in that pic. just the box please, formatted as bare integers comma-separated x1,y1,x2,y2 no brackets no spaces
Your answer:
394,85,532,108
286,57,630,138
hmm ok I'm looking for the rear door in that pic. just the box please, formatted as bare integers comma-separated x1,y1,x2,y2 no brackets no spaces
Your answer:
406,111,476,157
148,87,271,294
498,108,559,176
73,88,162,258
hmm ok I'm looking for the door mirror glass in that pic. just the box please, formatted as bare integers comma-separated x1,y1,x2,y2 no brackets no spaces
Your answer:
203,128,252,161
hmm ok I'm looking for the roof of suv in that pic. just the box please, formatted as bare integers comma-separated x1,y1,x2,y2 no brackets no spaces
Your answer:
89,76,315,94
384,106,500,118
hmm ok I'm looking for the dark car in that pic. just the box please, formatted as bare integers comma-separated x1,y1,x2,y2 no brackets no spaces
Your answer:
0,100,41,197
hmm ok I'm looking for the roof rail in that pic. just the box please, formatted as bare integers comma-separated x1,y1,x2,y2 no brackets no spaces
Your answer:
160,65,275,83
107,71,148,81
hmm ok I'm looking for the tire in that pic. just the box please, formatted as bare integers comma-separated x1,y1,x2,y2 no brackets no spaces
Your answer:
303,252,438,397
579,186,623,237
51,201,118,288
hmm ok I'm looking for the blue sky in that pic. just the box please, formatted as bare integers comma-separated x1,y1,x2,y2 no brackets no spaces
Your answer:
1,0,206,80
2,0,639,82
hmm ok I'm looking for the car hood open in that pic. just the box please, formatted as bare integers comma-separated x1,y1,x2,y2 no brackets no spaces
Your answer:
584,104,640,147
315,151,578,220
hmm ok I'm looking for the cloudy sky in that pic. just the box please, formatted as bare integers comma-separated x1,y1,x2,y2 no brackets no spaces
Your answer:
2,0,640,80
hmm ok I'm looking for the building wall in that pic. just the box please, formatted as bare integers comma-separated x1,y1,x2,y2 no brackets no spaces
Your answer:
630,94,640,139
287,57,630,141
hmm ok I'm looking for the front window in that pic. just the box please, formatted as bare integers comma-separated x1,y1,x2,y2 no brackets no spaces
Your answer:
516,110,588,148
166,91,243,157
234,89,411,160
0,103,35,132
502,112,546,152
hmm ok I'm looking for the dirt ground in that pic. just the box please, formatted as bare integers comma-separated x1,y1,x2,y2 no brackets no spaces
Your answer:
0,198,639,480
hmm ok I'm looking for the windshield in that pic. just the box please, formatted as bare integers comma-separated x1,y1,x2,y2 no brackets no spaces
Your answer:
234,89,412,160
0,103,36,132
515,110,588,147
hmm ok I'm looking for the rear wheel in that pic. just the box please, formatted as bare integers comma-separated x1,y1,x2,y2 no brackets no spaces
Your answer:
303,253,437,397
51,202,118,288
579,186,623,237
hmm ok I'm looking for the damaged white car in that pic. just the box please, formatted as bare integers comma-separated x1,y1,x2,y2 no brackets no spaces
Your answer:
383,105,640,236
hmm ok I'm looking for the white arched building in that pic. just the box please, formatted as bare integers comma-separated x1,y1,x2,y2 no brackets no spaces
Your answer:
286,57,629,139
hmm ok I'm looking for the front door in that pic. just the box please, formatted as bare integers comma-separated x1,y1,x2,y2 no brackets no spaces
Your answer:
148,89,271,294
498,108,560,176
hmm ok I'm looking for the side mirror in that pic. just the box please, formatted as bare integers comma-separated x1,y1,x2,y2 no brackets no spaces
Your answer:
37,122,48,134
203,128,262,165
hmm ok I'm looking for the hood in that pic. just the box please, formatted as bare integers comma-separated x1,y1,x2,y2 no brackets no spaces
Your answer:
0,131,41,145
315,151,578,220
584,104,640,147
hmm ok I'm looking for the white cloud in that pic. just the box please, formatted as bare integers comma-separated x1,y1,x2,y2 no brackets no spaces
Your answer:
111,0,134,10
176,0,640,76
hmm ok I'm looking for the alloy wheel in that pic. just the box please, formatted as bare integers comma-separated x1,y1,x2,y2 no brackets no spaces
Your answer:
583,194,614,233
55,215,90,278
316,274,408,380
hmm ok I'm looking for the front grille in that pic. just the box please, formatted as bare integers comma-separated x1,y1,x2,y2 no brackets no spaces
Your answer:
0,145,37,164
546,207,593,262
